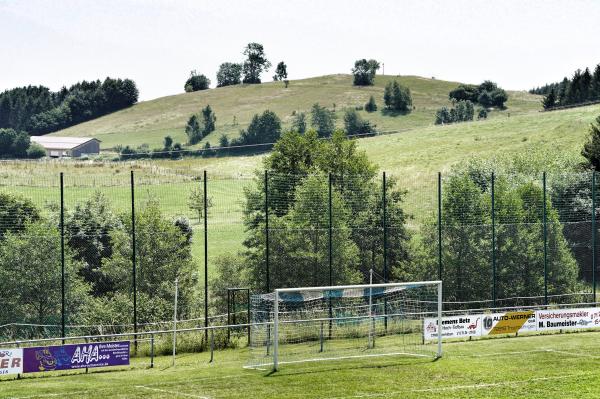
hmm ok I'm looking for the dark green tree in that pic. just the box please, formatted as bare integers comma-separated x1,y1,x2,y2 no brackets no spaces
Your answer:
310,103,336,137
103,201,195,324
219,134,229,147
64,192,124,296
592,64,600,100
216,62,243,87
365,95,377,112
477,90,493,108
343,109,376,136
384,81,412,112
185,114,204,144
163,136,173,150
582,115,600,170
0,192,40,239
235,110,281,145
184,71,211,92
581,67,593,102
242,43,271,84
273,61,288,82
352,59,380,86
542,89,557,110
0,221,88,326
449,84,479,102
201,105,216,136
291,112,307,134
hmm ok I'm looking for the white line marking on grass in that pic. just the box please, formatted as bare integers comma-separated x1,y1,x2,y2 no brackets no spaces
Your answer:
332,372,596,398
452,349,552,358
135,385,211,398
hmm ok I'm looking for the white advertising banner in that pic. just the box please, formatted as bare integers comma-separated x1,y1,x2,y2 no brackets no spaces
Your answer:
424,307,600,341
536,308,600,331
0,348,23,376
423,314,482,340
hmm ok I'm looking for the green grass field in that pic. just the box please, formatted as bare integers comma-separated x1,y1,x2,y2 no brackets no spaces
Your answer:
2,332,600,398
50,74,541,150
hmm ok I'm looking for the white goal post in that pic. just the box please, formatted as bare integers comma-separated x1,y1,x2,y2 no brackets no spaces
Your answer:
248,280,442,370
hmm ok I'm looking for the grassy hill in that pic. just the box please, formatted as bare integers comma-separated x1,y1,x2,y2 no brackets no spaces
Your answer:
51,74,541,150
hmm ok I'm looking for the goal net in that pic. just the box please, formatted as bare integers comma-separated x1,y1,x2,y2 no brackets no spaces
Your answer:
247,281,442,370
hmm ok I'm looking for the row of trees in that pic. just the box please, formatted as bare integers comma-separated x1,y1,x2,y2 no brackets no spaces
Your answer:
185,43,288,92
449,81,508,109
537,64,600,110
0,78,138,135
435,100,482,125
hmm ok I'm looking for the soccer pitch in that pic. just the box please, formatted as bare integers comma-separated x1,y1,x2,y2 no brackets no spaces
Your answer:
2,332,600,398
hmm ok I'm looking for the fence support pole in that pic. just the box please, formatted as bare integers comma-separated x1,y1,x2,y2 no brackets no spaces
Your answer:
437,172,442,282
543,172,548,306
491,172,496,307
130,170,137,352
382,172,388,332
593,171,597,304
264,170,270,292
203,170,208,342
383,172,387,282
60,173,65,339
328,173,333,339
227,289,231,343
246,289,251,344
328,173,333,286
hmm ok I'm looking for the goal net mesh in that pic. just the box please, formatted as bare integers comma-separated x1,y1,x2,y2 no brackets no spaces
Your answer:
247,282,440,368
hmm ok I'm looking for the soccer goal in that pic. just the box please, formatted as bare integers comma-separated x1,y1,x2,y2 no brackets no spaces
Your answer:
247,280,442,370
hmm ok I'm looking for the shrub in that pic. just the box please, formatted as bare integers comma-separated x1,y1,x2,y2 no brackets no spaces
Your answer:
26,143,46,158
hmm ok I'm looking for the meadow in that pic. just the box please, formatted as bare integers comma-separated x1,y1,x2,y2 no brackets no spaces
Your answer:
2,331,600,398
50,74,541,150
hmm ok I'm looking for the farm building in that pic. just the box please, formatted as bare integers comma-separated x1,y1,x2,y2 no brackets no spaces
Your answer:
30,136,101,157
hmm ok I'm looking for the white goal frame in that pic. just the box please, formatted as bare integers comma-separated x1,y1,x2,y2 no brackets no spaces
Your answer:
272,280,442,370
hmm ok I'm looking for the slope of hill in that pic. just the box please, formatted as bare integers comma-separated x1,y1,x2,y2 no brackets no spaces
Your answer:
51,74,541,150
149,102,600,178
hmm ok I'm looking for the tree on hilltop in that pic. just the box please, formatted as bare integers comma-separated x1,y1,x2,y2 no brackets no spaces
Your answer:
242,43,271,84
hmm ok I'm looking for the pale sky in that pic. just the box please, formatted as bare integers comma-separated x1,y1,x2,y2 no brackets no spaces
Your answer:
1,0,599,100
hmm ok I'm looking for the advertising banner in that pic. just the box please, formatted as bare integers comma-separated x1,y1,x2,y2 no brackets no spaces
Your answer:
481,311,536,336
423,314,482,340
0,349,23,376
424,307,600,341
536,308,600,331
22,341,130,373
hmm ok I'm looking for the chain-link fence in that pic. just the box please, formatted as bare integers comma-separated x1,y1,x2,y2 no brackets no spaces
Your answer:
0,168,598,341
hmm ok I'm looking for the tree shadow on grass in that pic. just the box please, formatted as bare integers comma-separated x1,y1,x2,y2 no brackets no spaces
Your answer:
381,109,412,117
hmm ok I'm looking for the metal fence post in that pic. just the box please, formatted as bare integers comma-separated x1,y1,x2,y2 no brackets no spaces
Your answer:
130,170,137,352
383,172,387,282
203,170,208,342
328,173,333,339
227,289,231,343
328,173,333,286
593,171,597,304
382,172,388,332
60,172,65,339
491,172,496,307
437,172,442,281
543,172,548,306
264,170,270,292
